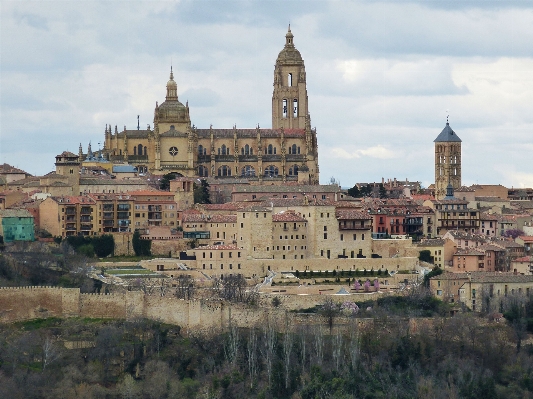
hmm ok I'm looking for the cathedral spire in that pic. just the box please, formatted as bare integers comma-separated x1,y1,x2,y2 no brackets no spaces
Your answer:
166,66,178,101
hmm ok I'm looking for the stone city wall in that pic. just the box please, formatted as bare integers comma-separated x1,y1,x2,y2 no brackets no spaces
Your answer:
0,286,436,334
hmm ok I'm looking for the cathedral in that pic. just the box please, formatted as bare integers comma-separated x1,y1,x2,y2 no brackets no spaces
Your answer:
101,27,319,184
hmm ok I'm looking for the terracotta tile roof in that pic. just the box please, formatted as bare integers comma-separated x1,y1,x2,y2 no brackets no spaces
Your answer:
455,186,476,192
513,256,533,262
490,239,524,249
201,203,247,211
455,249,485,256
183,214,237,223
50,196,96,205
335,209,372,220
417,239,445,247
0,209,33,218
260,198,334,207
0,163,30,176
233,184,339,193
272,211,307,222
518,236,533,242
195,244,240,250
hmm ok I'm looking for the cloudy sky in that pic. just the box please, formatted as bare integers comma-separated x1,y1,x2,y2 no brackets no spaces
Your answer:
1,0,533,188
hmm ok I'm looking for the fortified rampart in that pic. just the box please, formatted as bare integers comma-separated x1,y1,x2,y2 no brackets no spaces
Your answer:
0,286,436,334
0,286,283,333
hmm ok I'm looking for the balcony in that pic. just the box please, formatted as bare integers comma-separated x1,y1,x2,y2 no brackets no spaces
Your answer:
262,155,281,162
148,205,161,212
80,207,92,214
103,213,114,219
80,216,91,223
103,204,114,211
80,224,92,231
66,216,75,222
103,220,114,227
65,208,76,215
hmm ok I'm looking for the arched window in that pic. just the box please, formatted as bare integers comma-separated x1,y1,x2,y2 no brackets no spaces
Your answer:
244,144,250,155
267,144,273,155
198,165,208,177
282,99,288,118
221,145,227,155
288,73,292,86
218,165,231,177
293,99,298,117
137,144,143,156
143,146,147,155
264,165,278,177
289,165,299,176
242,165,255,177
291,144,297,155
198,145,204,155
133,146,137,155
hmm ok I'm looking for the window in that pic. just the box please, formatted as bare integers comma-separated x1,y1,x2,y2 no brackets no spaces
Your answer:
289,164,299,175
282,99,288,117
169,146,179,156
198,165,208,177
218,165,231,177
293,99,298,117
264,165,278,177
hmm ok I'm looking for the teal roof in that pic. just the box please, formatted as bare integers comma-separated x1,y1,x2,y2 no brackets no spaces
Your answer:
434,123,461,142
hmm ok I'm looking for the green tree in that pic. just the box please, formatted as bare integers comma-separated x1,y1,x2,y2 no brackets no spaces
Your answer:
92,234,114,258
159,172,177,191
379,183,387,199
419,250,433,263
193,179,211,204
347,184,361,198
132,230,151,256
423,266,443,287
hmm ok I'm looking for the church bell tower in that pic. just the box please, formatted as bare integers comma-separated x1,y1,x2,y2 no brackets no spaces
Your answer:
434,120,462,200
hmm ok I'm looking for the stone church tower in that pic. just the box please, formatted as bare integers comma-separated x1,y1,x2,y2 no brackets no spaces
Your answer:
272,26,309,129
434,121,462,200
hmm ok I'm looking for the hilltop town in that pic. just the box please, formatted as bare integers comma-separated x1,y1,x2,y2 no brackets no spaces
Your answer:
2,25,533,398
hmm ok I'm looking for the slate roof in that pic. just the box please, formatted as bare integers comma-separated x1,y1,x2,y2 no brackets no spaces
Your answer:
434,123,462,142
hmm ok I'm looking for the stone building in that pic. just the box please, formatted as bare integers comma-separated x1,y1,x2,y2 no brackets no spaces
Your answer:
434,121,462,200
102,27,319,184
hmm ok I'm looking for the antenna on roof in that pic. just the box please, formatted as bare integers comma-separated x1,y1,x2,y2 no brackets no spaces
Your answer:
137,115,140,130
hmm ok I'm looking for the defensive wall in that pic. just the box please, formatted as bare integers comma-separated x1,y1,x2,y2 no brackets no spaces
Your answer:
0,286,279,333
0,286,438,335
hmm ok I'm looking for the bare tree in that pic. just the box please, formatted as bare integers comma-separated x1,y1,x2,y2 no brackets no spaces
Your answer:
319,297,340,333
247,328,258,388
261,318,276,386
313,325,324,367
175,274,196,300
297,325,308,375
42,336,61,371
282,318,294,389
332,331,343,372
348,324,361,373
224,322,239,366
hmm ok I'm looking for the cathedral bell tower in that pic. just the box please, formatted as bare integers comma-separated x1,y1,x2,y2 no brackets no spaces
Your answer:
272,26,309,129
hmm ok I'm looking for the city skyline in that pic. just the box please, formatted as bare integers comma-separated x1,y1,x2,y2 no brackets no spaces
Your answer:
1,1,533,188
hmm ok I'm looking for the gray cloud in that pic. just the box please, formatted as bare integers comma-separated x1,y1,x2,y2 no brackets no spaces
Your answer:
1,0,533,189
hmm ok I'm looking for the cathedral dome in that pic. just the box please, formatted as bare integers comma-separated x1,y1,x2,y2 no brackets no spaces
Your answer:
276,26,304,65
155,67,189,123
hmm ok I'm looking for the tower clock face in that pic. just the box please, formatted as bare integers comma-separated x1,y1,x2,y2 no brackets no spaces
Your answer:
169,146,179,156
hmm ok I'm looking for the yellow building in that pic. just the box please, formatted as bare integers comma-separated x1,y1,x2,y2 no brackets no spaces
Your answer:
102,28,319,184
